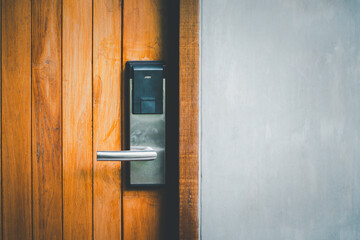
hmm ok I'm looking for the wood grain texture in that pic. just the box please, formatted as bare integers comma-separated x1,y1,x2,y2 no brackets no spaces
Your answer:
0,0,181,238
2,0,32,239
123,192,164,240
122,0,168,239
32,0,62,239
93,0,122,239
0,0,2,238
62,0,93,239
179,0,200,239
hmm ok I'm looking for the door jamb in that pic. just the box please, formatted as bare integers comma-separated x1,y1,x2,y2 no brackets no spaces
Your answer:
179,0,200,239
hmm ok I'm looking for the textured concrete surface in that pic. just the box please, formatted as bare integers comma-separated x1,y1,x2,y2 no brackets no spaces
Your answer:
201,0,360,239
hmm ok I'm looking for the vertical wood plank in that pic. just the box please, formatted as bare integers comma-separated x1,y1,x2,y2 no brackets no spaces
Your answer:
0,0,2,238
1,0,32,239
93,0,122,239
179,0,199,239
62,0,93,239
123,0,169,239
32,0,62,239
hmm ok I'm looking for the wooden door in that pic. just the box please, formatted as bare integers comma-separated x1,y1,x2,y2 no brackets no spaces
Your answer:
1,0,179,239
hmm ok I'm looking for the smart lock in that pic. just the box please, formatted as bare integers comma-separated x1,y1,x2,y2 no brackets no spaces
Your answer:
97,61,166,186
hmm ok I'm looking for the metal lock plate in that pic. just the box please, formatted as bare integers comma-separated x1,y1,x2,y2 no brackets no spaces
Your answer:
126,61,166,186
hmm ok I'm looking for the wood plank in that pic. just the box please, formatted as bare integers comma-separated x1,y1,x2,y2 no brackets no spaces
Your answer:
123,191,165,239
0,0,2,238
62,0,93,239
123,0,171,239
93,0,122,239
31,0,62,239
1,0,32,239
179,0,200,239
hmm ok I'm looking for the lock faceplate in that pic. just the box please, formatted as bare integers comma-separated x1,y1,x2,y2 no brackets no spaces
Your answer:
126,61,166,186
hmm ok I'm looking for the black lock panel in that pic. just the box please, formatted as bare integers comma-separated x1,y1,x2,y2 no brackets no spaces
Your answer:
126,61,165,114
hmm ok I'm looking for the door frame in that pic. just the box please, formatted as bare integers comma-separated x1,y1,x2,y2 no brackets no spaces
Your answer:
179,0,200,239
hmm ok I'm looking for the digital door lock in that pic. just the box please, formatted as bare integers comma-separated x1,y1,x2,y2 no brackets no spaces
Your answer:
97,61,166,186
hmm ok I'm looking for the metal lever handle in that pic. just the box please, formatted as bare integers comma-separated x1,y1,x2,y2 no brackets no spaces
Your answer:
97,146,157,161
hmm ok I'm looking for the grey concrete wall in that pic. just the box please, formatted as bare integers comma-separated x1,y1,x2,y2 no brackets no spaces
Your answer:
200,0,360,239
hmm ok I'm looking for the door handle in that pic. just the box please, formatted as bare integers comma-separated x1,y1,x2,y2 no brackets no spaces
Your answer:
97,147,157,161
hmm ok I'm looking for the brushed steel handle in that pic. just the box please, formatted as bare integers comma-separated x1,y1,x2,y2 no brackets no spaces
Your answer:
97,146,157,161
